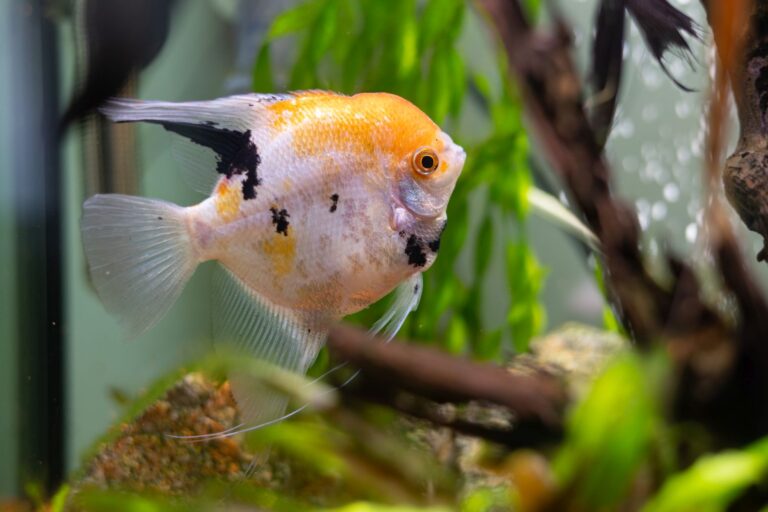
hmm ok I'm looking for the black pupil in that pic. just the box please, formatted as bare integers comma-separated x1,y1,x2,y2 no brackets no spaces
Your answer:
420,155,434,169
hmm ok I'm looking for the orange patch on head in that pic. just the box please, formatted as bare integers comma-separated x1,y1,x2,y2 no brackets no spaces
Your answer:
267,92,441,167
262,232,296,277
215,179,241,222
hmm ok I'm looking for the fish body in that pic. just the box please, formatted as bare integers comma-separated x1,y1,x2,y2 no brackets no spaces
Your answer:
82,90,465,425
185,92,461,323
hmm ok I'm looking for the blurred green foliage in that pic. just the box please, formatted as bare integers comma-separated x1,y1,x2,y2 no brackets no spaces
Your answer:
643,436,768,512
59,340,768,511
254,0,546,359
460,487,515,511
554,351,666,509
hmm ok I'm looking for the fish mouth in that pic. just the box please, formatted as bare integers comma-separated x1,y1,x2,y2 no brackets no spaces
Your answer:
449,142,467,166
440,132,466,168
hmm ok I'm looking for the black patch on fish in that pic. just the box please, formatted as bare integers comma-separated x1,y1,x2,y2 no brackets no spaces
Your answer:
241,169,260,200
404,234,427,268
329,193,339,213
156,121,262,200
270,207,290,236
427,221,447,253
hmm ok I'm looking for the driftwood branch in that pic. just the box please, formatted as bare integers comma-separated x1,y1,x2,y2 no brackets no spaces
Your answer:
327,325,567,449
477,0,768,448
703,1,768,262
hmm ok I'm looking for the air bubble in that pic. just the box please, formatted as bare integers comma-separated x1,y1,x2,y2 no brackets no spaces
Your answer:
642,70,663,90
685,223,698,243
675,100,692,119
642,105,659,122
613,118,635,139
663,183,680,202
676,147,691,164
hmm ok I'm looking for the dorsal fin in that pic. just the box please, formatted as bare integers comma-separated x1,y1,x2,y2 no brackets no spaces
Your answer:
100,94,291,198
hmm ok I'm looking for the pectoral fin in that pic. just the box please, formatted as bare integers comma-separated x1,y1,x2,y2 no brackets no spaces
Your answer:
369,273,423,342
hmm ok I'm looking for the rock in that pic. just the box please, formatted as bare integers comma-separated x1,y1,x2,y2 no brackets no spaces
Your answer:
77,373,252,494
511,322,627,398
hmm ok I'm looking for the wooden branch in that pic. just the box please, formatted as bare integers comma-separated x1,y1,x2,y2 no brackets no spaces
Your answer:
478,0,722,345
478,0,768,446
701,0,768,263
327,325,567,448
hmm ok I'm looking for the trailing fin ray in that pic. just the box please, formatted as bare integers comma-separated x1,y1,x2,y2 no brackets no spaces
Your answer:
178,271,424,442
213,265,326,427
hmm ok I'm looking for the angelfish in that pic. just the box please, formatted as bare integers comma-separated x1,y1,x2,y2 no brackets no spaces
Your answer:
81,91,466,427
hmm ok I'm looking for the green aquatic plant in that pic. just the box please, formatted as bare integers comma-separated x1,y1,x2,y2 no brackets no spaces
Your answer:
642,436,768,512
554,352,665,509
254,0,550,358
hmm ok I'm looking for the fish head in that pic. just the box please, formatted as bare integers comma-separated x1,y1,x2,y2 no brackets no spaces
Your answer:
391,120,466,220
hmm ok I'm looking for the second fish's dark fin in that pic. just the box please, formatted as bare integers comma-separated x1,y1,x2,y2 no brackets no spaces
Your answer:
212,264,326,428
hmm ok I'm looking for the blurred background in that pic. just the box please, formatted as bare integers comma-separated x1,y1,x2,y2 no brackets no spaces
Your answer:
0,0,749,500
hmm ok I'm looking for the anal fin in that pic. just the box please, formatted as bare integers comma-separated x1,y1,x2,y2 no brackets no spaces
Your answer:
212,265,326,428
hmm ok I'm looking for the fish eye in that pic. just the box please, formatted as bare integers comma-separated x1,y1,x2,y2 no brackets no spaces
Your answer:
412,147,439,176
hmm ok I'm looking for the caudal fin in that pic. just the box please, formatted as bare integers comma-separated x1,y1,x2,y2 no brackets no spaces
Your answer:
81,194,198,337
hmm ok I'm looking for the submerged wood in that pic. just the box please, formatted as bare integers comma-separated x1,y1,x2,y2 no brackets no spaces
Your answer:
479,0,768,448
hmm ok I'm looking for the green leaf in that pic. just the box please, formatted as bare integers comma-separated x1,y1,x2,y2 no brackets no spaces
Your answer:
593,264,626,335
419,0,463,50
473,329,503,361
426,48,452,123
445,315,468,354
325,503,452,512
460,486,515,512
471,72,493,103
73,490,188,512
308,0,340,64
526,187,599,250
555,352,665,510
523,0,542,23
50,485,70,512
396,15,418,79
447,46,467,118
246,419,349,477
474,213,494,278
506,241,546,352
643,437,768,512
252,42,274,92
268,1,321,40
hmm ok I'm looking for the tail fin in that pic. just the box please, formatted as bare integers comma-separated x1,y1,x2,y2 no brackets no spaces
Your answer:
81,194,198,337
